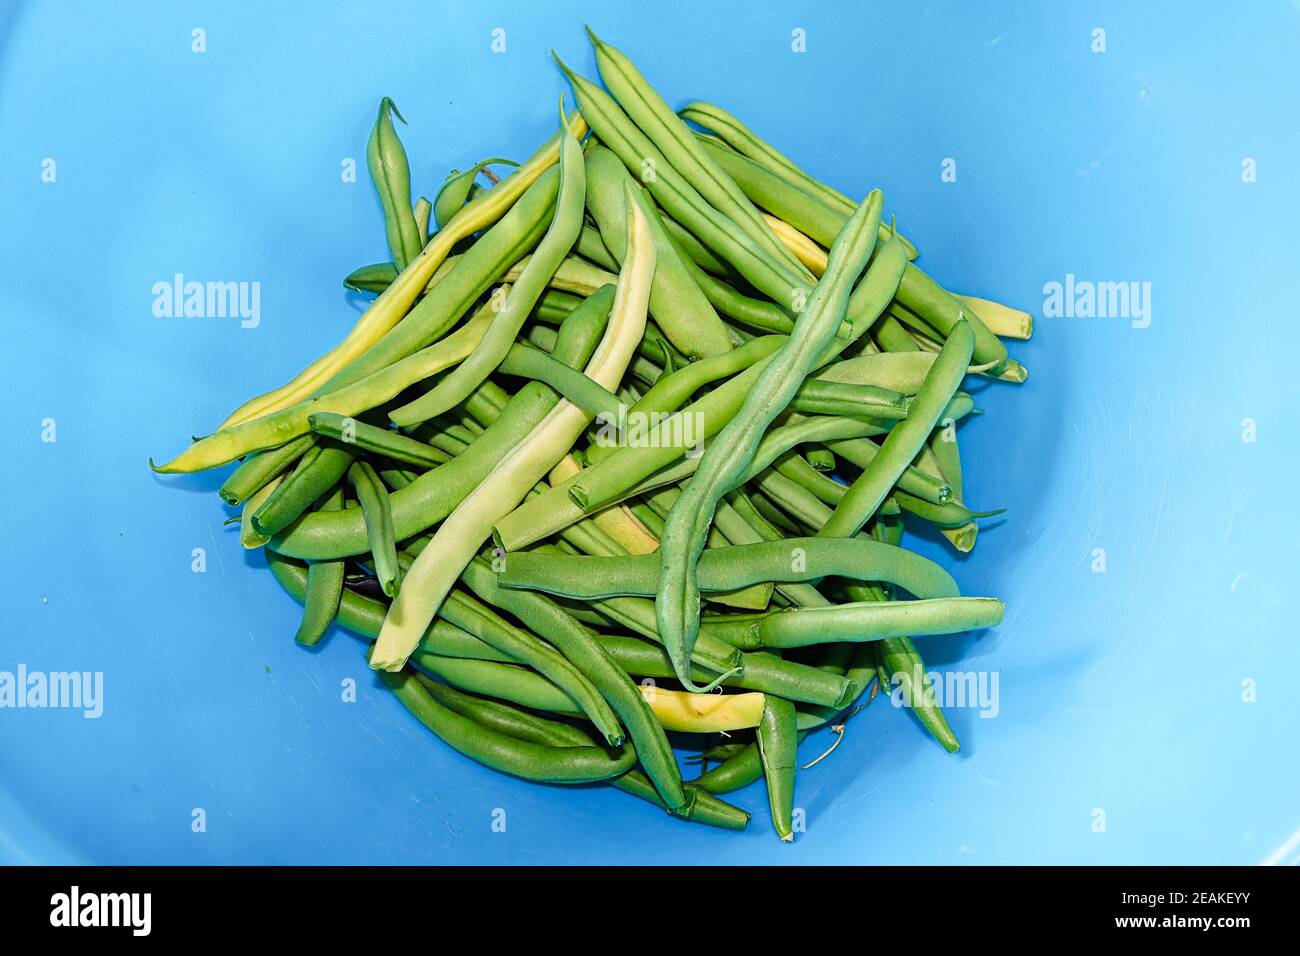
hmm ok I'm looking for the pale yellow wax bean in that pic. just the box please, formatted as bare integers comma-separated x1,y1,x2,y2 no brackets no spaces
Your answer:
638,686,764,733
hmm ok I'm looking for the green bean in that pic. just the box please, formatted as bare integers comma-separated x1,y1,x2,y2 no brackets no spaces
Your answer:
587,29,809,278
894,491,1005,529
593,635,857,709
693,741,764,793
292,488,348,646
556,55,806,310
655,191,885,689
877,636,960,753
534,288,584,323
379,666,634,784
805,447,835,472
680,102,880,227
576,224,620,270
425,678,746,829
874,314,918,353
500,536,959,602
497,342,623,419
307,413,447,468
343,261,398,295
698,134,906,253
747,597,1004,648
370,185,654,671
458,558,688,811
584,145,733,358
269,287,611,559
251,443,355,538
268,551,509,661
433,157,519,229
821,321,975,537
218,435,315,506
790,379,910,420
894,267,1006,371
435,585,624,746
756,695,797,841
367,98,421,270
347,460,400,597
675,247,796,333
659,214,734,276
389,105,586,426
412,654,581,714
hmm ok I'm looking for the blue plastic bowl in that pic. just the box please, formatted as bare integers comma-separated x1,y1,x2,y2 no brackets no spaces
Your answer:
3,1,1297,864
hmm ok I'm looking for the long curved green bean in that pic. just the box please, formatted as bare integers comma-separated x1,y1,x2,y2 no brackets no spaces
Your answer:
655,190,884,689
458,558,689,811
435,585,624,747
423,678,746,829
747,597,1004,648
500,536,959,602
380,666,634,784
821,321,975,537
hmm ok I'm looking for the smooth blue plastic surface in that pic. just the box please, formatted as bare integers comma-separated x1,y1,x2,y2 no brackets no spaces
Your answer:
3,1,1298,865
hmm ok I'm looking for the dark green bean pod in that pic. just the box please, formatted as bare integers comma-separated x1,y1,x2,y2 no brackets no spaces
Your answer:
308,412,447,468
499,536,959,603
367,97,422,270
497,342,623,419
251,443,356,538
378,666,635,784
593,634,857,709
821,321,975,537
425,679,747,829
756,695,798,841
433,585,625,747
805,447,836,472
458,558,690,813
268,551,508,661
293,487,347,646
218,435,315,506
347,460,400,597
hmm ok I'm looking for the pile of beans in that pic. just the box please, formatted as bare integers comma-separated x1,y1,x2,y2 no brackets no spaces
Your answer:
155,29,1031,840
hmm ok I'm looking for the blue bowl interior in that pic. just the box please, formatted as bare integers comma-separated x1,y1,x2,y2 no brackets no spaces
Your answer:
3,1,1298,864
